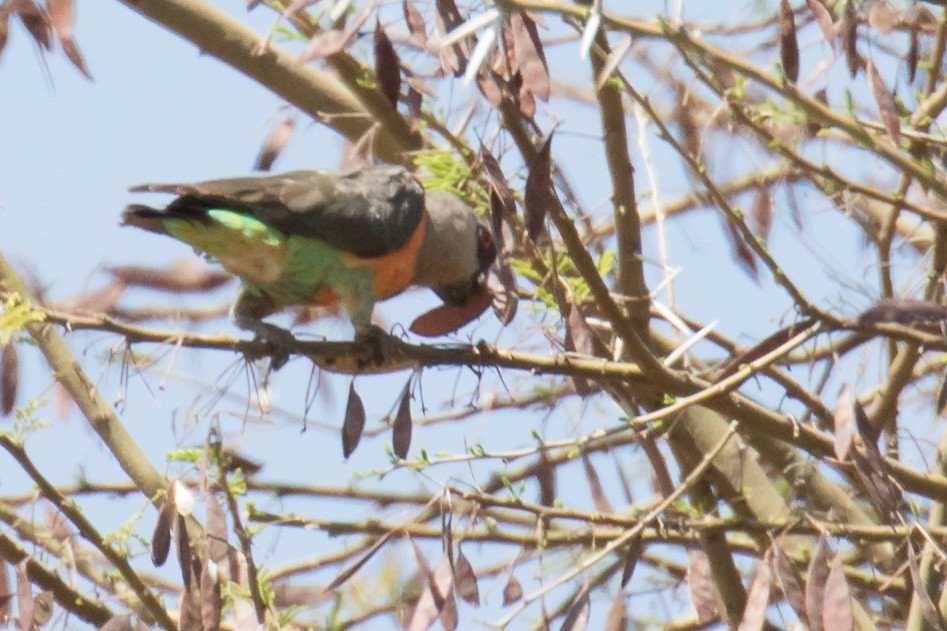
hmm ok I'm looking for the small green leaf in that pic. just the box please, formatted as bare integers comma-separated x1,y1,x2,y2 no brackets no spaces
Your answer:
166,448,202,463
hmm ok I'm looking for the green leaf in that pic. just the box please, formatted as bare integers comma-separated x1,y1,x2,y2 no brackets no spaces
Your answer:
166,448,202,463
0,294,45,346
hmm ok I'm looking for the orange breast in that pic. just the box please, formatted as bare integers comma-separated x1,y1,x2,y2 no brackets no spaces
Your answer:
343,218,426,300
307,288,341,307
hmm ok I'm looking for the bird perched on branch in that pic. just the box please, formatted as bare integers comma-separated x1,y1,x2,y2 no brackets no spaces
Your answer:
122,165,497,367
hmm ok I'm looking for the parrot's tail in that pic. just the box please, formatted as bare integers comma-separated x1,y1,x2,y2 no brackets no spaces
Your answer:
121,204,174,235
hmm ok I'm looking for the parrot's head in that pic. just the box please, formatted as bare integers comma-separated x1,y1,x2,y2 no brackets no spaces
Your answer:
433,221,497,306
413,191,497,307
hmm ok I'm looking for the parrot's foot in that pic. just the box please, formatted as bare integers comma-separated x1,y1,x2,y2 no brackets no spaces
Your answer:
355,325,400,368
245,322,296,371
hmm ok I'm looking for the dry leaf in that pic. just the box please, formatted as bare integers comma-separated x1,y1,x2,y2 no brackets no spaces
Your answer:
516,73,536,118
718,318,817,379
409,289,492,336
299,28,350,61
254,114,296,172
480,145,514,218
175,513,192,589
403,0,427,47
866,59,901,145
392,386,412,459
434,0,468,77
1,343,17,416
565,296,594,393
581,454,612,513
843,0,860,78
560,586,590,631
179,573,201,631
858,299,947,325
406,82,423,124
0,8,10,60
107,259,231,293
407,542,447,631
340,124,377,171
833,384,854,461
605,594,627,631
502,573,522,605
283,0,321,18
374,20,401,109
200,560,222,631
220,448,263,477
737,561,771,631
490,256,518,326
46,0,92,79
272,584,331,608
908,23,919,83
453,549,479,606
850,404,902,524
567,301,594,356
30,591,52,627
778,0,799,83
620,534,643,588
15,560,31,631
536,451,556,506
725,219,758,279
206,494,229,564
98,615,148,631
936,368,947,416
907,542,944,630
489,189,505,249
868,1,899,35
0,559,9,625
53,382,71,421
342,382,366,458
770,543,806,621
751,185,773,241
806,0,835,49
476,66,504,106
151,497,174,567
297,4,371,62
44,507,71,542
822,553,853,631
510,12,548,101
432,556,457,631
805,535,830,631
60,281,127,314
524,132,553,241
409,584,440,631
687,550,717,623
231,552,256,629
12,0,50,50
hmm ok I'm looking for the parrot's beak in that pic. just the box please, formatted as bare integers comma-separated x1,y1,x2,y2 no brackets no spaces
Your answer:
434,274,489,306
434,223,497,307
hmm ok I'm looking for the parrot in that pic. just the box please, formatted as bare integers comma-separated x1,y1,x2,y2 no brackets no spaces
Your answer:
121,165,497,366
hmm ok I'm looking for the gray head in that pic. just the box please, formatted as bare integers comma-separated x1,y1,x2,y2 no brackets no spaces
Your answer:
411,190,497,306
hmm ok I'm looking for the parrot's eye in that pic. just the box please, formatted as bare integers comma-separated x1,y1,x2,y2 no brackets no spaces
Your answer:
476,225,497,273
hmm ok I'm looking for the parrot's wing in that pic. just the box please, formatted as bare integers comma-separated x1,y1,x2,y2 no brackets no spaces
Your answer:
131,166,426,259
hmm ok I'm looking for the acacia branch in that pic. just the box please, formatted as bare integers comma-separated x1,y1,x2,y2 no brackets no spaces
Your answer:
0,437,174,629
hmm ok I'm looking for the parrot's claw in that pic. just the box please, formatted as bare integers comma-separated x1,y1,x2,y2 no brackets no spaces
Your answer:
246,322,296,371
355,325,400,368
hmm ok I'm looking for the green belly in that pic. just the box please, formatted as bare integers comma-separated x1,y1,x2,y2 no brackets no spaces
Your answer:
165,209,377,324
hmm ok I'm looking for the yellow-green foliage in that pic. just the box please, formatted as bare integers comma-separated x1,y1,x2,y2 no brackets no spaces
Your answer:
412,152,489,209
0,293,45,346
